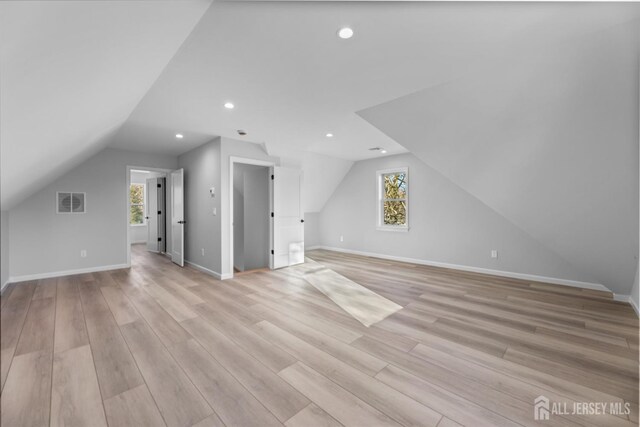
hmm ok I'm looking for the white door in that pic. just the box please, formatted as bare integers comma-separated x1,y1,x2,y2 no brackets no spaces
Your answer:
271,167,304,269
171,168,185,267
146,178,159,252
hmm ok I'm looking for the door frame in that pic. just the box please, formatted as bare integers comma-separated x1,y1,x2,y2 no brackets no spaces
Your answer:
229,157,275,278
125,165,174,267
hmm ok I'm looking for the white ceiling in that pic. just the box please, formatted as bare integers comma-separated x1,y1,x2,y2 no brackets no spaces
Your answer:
358,18,640,294
109,1,640,160
103,1,640,218
0,0,212,210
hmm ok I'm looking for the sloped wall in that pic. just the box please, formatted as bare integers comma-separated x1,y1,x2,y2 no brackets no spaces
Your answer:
357,20,639,295
317,153,598,287
8,148,178,279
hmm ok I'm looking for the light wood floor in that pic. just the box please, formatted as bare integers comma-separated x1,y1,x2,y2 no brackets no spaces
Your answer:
1,245,638,427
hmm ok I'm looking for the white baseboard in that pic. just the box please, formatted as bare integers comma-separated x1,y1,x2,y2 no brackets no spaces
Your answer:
630,296,640,317
8,263,130,284
310,246,609,293
614,294,639,317
1,279,10,294
184,260,232,280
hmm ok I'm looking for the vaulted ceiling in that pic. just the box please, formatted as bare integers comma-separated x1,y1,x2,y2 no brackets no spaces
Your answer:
1,1,638,291
0,0,212,209
358,18,640,294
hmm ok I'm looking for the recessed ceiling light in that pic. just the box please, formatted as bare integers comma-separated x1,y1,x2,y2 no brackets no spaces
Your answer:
380,149,387,154
224,102,235,109
175,134,184,139
326,133,334,138
338,27,354,39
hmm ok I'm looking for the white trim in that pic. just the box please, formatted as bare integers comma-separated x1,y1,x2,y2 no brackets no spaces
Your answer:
185,260,232,280
311,245,609,292
630,296,640,317
376,167,409,230
9,263,130,284
228,157,275,279
125,165,173,267
1,280,10,294
613,294,639,317
376,226,409,233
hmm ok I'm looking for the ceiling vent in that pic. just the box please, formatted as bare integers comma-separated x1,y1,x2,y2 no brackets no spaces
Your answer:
369,147,383,151
57,192,86,214
237,130,247,136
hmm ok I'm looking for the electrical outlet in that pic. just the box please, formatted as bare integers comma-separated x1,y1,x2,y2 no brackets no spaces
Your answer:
491,250,498,259
340,235,344,242
201,248,205,257
80,250,87,258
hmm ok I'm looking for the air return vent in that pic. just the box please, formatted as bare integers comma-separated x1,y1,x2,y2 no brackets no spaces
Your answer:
56,192,86,214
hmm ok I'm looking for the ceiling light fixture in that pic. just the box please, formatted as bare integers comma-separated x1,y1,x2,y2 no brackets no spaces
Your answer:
380,149,387,154
326,133,334,138
175,134,184,139
224,102,235,109
338,27,354,39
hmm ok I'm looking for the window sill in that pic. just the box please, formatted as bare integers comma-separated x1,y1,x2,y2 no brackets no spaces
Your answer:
130,223,147,227
377,226,409,233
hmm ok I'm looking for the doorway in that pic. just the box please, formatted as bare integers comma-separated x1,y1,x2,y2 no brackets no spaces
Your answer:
232,163,270,273
126,166,184,267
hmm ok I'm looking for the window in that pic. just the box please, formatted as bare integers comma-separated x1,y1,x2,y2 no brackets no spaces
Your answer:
377,168,408,231
130,184,145,225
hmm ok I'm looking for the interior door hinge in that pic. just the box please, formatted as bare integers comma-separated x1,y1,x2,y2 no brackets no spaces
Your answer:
157,183,161,188
271,250,274,255
158,237,162,242
158,210,162,215
271,212,274,217
271,174,274,180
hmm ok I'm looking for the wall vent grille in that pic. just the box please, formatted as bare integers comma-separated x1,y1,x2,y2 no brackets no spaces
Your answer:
56,192,86,214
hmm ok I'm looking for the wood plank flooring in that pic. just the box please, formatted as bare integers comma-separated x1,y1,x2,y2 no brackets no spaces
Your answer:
1,245,638,427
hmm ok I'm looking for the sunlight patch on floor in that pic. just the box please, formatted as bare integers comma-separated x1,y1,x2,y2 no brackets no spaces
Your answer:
287,259,403,327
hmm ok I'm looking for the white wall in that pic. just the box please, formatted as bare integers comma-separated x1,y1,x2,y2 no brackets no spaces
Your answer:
178,138,221,274
304,212,321,249
358,20,639,295
1,211,9,289
178,137,278,277
279,150,353,213
243,167,270,270
317,153,597,287
8,148,177,279
220,137,279,277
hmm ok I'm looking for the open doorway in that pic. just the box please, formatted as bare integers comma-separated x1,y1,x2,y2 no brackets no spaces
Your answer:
232,163,270,274
126,166,175,267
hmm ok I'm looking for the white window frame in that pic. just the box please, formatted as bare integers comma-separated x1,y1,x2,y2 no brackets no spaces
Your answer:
130,183,146,226
376,167,409,232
